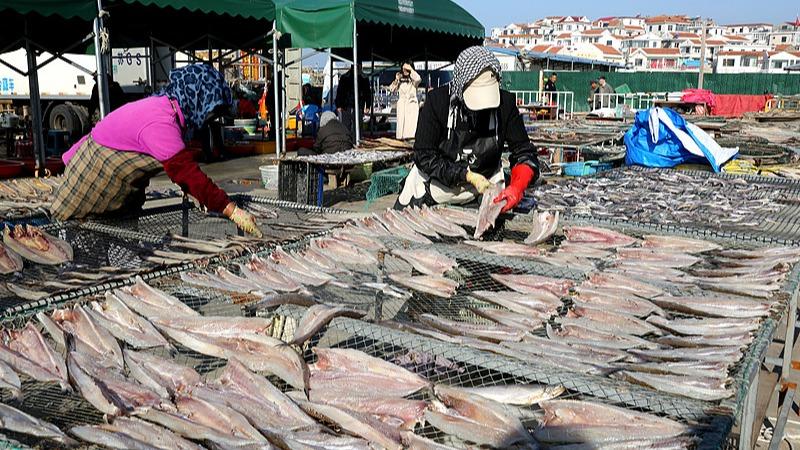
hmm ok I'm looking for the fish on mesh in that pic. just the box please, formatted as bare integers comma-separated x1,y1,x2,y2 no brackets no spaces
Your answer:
88,294,172,351
391,248,457,276
387,273,459,298
655,333,753,349
417,313,526,343
471,290,562,315
573,288,665,318
310,237,379,266
108,417,204,450
239,256,305,292
180,267,265,294
0,243,23,274
309,347,430,398
524,210,559,245
308,389,428,431
134,408,262,449
469,307,546,331
641,235,721,253
614,248,701,269
70,424,173,450
50,306,124,368
560,305,661,336
391,350,463,375
4,323,69,391
0,403,77,446
473,184,505,239
123,349,201,398
290,304,365,345
533,399,690,444
415,205,469,237
435,206,478,227
372,211,431,244
462,384,565,406
645,315,759,337
268,247,336,287
396,209,440,238
650,295,771,318
616,371,732,402
425,384,533,448
3,224,73,265
490,273,574,298
546,323,658,350
464,240,543,258
563,226,638,249
0,360,21,400
583,272,665,299
117,277,199,319
174,394,269,444
628,346,743,364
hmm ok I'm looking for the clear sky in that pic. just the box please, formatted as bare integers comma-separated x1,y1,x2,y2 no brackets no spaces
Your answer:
455,0,799,32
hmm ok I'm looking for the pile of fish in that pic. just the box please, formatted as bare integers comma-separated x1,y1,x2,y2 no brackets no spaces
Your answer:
294,150,409,165
0,178,61,216
0,277,694,449
536,167,789,229
0,224,75,299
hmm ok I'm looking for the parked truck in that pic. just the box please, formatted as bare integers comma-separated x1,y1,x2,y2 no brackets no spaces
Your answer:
0,47,167,138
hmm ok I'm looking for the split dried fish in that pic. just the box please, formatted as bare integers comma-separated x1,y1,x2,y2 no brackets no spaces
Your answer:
392,248,457,276
474,184,505,239
464,240,543,258
3,224,73,265
0,243,23,274
388,273,459,298
463,384,565,406
0,403,76,446
525,210,559,245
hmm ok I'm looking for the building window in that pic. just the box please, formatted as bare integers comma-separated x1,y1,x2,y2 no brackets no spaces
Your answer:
773,61,785,68
635,59,643,66
722,59,735,67
668,25,673,31
658,25,662,31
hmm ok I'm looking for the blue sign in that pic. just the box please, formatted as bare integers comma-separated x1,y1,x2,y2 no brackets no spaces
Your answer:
0,78,14,93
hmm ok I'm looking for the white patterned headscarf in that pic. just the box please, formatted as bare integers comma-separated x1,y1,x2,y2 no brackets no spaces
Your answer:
451,46,502,103
320,111,337,128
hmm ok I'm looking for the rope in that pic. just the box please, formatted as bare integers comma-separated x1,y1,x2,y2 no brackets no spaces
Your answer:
98,9,110,53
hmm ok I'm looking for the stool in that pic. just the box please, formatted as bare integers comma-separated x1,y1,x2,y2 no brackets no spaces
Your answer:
46,130,71,156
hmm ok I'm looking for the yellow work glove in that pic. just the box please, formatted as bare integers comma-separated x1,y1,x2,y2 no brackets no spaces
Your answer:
224,203,263,238
466,169,492,194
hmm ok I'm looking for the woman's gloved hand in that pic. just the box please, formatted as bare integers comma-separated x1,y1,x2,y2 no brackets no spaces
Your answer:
223,202,263,238
466,169,492,194
494,164,535,213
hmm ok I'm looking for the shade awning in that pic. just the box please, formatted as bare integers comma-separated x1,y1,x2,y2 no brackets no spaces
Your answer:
0,1,97,20
117,0,275,21
275,0,484,50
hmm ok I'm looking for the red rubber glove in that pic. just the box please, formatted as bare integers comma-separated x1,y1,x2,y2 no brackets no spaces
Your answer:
494,164,535,213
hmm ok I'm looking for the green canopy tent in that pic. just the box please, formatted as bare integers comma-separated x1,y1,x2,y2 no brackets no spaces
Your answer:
0,0,277,172
272,0,484,153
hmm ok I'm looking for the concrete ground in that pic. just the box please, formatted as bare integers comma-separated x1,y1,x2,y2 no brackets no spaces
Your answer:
156,154,800,449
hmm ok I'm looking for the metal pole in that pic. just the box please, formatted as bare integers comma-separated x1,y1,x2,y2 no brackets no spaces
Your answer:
94,0,110,118
272,25,282,157
352,20,361,145
370,52,375,135
25,36,45,175
698,18,707,89
328,52,334,107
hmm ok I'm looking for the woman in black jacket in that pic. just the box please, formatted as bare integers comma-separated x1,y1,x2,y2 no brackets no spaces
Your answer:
395,46,539,211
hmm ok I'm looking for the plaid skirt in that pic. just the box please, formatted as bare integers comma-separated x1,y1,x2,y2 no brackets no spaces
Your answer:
50,137,162,221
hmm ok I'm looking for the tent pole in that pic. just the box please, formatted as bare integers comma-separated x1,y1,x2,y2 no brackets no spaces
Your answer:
94,0,110,118
272,24,282,157
370,47,375,135
25,36,45,176
328,51,334,107
352,20,360,146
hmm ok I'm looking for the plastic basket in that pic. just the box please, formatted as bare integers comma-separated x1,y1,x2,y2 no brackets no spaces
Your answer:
365,166,410,206
562,160,613,177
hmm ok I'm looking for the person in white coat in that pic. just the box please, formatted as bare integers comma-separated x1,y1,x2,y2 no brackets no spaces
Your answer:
390,63,421,140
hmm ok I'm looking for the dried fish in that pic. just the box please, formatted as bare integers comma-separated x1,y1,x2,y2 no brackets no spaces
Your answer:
5,283,49,301
563,226,638,248
0,360,21,400
310,348,430,397
490,273,574,297
462,384,565,406
118,277,199,319
547,324,658,350
427,385,533,447
0,244,22,274
525,210,559,245
3,225,73,265
418,313,526,342
392,248,457,276
464,240,543,258
474,184,505,239
388,273,459,298
6,323,69,391
290,304,365,345
618,371,731,401
89,293,172,350
534,399,689,444
123,349,201,398
0,403,76,446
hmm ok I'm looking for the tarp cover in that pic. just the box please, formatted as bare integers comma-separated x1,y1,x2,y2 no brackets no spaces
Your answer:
117,0,275,20
625,107,738,173
0,1,96,20
275,0,484,49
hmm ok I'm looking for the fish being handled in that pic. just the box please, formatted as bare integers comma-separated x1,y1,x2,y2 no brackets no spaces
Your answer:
525,210,559,245
3,224,73,265
474,184,505,239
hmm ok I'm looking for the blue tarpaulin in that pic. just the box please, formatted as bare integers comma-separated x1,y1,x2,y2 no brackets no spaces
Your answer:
624,107,738,173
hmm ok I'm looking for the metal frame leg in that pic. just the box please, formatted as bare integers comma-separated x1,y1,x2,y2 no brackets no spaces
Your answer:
181,195,190,237
316,166,325,207
769,387,796,450
739,368,760,450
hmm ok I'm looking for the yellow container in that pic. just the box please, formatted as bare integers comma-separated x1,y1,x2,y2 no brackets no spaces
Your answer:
287,116,297,131
253,141,276,154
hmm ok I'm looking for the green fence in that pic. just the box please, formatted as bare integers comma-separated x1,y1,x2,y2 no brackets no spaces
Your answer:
502,71,800,112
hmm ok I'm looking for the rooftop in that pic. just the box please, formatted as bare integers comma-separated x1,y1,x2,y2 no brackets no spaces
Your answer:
632,48,682,56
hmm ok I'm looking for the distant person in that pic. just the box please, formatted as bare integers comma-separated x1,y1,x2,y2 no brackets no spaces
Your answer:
543,73,557,104
390,63,422,140
89,74,126,124
588,80,600,109
596,76,615,108
336,65,372,138
298,111,353,156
